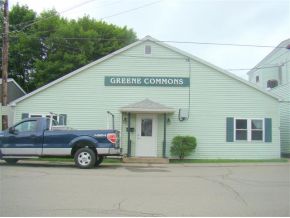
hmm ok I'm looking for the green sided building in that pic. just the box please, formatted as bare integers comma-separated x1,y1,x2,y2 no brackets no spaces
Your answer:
8,36,280,159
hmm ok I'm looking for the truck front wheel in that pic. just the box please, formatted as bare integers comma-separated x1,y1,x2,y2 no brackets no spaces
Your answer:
74,148,96,169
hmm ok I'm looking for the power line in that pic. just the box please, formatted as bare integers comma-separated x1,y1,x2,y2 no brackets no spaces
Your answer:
5,34,290,49
158,40,287,49
228,60,290,71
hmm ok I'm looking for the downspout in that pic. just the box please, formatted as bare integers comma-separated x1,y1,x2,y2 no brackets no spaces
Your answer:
163,113,166,158
127,112,131,157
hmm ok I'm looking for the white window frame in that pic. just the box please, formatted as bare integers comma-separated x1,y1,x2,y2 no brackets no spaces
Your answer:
234,118,264,142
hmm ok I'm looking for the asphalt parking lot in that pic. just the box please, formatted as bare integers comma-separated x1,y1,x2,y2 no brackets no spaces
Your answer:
0,161,289,216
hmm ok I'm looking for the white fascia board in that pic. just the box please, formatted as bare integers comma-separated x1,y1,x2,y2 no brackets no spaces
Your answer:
120,108,175,113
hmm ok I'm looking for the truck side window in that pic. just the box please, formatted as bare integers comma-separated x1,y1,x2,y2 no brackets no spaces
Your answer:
15,120,37,132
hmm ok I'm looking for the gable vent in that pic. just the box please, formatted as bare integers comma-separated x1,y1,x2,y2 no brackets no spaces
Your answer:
145,45,151,54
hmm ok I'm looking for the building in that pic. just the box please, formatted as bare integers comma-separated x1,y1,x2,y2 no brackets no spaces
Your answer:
8,36,280,159
248,39,290,157
0,78,26,129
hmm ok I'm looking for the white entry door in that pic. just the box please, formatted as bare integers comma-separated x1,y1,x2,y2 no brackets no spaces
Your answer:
136,114,158,157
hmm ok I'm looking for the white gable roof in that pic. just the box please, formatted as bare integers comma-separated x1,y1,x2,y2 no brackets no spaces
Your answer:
247,38,290,75
120,98,175,113
0,78,26,95
9,35,279,106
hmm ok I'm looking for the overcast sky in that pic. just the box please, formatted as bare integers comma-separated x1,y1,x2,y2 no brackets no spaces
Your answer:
9,0,290,79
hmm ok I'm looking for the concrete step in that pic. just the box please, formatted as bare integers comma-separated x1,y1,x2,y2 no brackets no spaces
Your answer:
122,157,169,164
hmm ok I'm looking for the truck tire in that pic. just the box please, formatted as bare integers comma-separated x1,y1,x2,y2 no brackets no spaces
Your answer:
74,148,96,169
95,156,104,167
4,159,18,164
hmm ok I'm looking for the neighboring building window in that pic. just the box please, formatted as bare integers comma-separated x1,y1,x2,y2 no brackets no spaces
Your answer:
235,119,263,141
29,113,67,125
267,79,278,88
145,45,151,54
235,119,248,140
255,76,259,83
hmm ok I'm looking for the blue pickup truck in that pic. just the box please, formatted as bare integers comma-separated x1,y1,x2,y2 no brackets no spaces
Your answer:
0,117,121,169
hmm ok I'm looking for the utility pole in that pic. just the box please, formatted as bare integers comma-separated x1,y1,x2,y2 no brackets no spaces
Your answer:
2,0,9,130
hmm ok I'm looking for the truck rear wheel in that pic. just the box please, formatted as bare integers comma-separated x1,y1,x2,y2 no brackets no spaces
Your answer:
4,159,18,164
74,148,96,169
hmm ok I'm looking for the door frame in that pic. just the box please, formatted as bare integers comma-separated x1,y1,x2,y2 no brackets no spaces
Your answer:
135,113,158,157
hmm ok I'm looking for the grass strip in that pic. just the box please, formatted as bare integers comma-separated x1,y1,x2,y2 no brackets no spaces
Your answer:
169,159,288,163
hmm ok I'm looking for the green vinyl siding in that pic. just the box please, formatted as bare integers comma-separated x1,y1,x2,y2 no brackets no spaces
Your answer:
13,40,280,159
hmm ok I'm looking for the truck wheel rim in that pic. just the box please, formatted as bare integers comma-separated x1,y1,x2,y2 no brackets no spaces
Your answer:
78,152,91,166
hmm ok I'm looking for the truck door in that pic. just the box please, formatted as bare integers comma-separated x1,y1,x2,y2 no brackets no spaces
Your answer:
3,120,42,155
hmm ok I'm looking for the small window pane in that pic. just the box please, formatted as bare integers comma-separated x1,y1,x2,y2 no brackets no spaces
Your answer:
145,45,151,54
252,131,263,140
256,76,259,83
236,119,247,129
141,119,152,136
252,120,262,129
236,130,247,140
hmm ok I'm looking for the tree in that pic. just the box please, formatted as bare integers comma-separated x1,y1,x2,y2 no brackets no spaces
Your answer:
33,13,136,88
1,4,40,91
170,136,197,160
3,4,137,92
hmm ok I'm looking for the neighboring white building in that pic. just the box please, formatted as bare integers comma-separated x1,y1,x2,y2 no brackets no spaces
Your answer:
248,39,290,157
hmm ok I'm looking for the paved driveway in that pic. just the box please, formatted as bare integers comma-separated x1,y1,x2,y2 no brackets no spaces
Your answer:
0,161,289,216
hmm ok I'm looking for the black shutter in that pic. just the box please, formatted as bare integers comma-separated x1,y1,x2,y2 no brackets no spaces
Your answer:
264,118,272,142
226,117,234,142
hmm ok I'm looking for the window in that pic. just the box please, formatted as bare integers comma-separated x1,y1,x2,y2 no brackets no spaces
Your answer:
251,120,263,141
255,76,259,83
235,119,247,140
145,45,151,55
141,119,152,136
267,79,278,88
15,120,37,132
235,119,263,141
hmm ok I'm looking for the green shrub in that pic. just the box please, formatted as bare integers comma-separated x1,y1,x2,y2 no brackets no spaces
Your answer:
170,136,197,160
